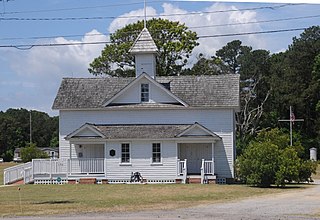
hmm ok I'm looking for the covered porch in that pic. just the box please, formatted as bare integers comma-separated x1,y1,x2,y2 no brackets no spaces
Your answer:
4,123,221,185
177,142,216,184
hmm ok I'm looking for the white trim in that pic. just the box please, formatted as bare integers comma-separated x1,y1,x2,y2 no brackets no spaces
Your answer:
55,106,240,111
120,142,131,164
65,123,105,140
140,83,150,103
177,123,221,139
102,73,189,107
151,142,162,164
68,137,218,142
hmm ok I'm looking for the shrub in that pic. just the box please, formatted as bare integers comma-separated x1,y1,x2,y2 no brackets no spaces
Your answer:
237,128,316,187
20,143,48,162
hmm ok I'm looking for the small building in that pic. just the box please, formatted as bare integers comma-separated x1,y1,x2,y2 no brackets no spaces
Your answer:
40,147,59,159
13,148,22,162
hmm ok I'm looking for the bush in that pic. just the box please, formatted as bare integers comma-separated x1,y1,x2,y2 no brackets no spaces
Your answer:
298,160,317,182
237,128,316,187
20,143,48,162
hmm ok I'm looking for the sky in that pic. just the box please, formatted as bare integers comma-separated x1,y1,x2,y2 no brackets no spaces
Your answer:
0,0,319,116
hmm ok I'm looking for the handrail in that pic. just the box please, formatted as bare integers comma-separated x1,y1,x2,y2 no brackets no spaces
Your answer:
3,162,32,185
201,159,214,184
32,158,105,176
177,159,187,184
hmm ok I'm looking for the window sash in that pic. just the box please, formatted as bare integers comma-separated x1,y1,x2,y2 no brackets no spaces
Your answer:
152,143,161,163
141,84,149,102
121,143,130,163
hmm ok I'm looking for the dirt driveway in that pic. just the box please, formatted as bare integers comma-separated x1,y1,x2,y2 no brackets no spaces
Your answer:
4,181,320,220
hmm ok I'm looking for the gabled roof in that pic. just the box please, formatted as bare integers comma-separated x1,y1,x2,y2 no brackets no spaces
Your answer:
65,123,106,140
65,123,221,140
103,73,188,107
52,74,240,110
176,122,219,137
129,28,158,54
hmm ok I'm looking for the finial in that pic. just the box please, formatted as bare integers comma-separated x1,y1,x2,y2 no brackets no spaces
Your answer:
144,0,147,29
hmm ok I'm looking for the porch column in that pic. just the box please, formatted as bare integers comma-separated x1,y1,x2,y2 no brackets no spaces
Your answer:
104,142,107,179
211,142,215,175
69,143,72,175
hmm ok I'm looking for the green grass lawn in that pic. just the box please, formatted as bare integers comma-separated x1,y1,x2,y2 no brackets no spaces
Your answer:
0,183,306,217
0,162,16,185
0,162,317,217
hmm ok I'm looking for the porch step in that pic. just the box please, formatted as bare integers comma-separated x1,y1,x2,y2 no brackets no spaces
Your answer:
187,177,201,184
79,178,96,184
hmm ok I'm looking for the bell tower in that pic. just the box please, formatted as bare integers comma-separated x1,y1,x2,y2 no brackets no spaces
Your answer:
129,28,158,79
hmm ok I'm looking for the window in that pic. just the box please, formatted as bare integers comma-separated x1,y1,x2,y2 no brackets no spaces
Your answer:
152,143,161,163
141,83,149,102
121,143,130,163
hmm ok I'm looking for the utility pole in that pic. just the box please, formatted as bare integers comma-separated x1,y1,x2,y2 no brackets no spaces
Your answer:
278,106,304,146
29,110,32,144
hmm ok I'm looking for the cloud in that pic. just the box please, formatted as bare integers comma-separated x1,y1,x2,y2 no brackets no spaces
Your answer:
2,30,108,115
109,7,158,32
1,3,267,115
10,29,108,79
109,3,265,63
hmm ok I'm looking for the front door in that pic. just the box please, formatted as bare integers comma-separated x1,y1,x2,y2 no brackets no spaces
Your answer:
179,143,212,174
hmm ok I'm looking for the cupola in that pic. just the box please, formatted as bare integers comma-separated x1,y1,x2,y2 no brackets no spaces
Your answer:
129,28,158,79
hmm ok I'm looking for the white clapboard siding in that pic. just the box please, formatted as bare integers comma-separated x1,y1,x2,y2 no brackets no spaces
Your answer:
105,140,177,180
135,54,156,78
59,108,235,178
214,133,234,178
112,78,178,104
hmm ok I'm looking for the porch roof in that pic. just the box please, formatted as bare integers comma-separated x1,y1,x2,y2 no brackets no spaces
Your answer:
66,123,221,140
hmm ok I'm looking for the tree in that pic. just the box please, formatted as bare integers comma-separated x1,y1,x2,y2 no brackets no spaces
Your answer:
181,54,225,75
267,26,320,156
237,129,316,187
20,143,48,163
89,18,199,77
215,40,271,153
216,40,252,74
0,108,59,160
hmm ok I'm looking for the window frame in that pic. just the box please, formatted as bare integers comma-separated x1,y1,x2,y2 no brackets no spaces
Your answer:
141,83,149,102
121,143,130,164
152,143,161,163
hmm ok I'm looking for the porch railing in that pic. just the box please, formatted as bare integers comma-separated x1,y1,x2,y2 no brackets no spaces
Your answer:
177,159,187,184
32,159,68,175
32,158,105,176
201,159,214,184
3,162,32,185
69,158,104,174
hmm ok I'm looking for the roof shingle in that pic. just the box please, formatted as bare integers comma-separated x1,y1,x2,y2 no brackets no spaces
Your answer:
129,28,158,54
52,75,239,109
68,123,221,140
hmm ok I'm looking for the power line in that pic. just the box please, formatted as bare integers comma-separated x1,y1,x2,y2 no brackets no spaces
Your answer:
0,27,308,50
0,14,318,41
0,4,301,21
198,27,307,38
0,0,164,15
0,1,302,15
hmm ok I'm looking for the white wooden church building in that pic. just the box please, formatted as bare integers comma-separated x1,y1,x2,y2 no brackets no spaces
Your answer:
5,27,239,185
